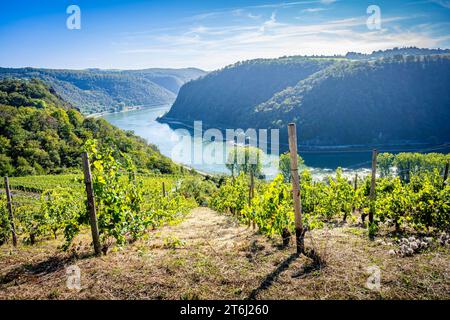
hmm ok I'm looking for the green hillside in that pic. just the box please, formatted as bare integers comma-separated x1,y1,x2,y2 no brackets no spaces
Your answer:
0,67,206,114
160,52,450,146
0,78,180,177
160,57,336,127
254,55,450,145
125,68,208,94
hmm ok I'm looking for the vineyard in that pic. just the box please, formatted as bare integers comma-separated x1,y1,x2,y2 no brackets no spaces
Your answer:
0,139,449,299
211,152,450,244
2,146,448,253
0,140,197,251
0,175,195,247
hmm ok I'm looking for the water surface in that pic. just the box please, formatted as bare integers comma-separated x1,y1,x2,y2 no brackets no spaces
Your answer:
103,106,448,180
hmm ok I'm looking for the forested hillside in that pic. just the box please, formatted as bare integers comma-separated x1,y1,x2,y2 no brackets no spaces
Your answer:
254,55,450,145
161,53,450,146
125,68,208,94
345,47,450,60
0,79,180,176
160,57,337,127
0,68,206,114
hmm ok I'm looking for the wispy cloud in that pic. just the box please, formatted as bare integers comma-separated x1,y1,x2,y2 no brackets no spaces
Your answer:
188,0,336,21
429,0,450,9
302,7,328,13
246,1,329,9
113,1,449,69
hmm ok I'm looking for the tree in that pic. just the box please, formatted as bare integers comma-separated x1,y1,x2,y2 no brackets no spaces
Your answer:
0,154,14,176
16,156,36,176
378,153,395,177
279,152,304,182
226,146,263,177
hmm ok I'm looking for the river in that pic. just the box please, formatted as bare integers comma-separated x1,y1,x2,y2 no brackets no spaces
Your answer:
102,105,448,180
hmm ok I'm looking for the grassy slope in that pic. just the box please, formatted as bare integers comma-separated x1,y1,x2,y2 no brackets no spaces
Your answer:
1,208,448,300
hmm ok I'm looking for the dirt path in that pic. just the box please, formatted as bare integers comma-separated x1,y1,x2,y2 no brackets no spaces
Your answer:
1,208,449,300
156,207,254,250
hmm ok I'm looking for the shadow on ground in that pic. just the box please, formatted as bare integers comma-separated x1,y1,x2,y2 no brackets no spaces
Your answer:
0,251,95,286
247,252,300,300
247,248,327,300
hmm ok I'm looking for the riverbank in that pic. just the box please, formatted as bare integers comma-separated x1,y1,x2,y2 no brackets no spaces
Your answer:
159,118,450,153
86,103,173,119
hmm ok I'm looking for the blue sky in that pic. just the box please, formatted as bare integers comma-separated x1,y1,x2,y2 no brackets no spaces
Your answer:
1,0,450,70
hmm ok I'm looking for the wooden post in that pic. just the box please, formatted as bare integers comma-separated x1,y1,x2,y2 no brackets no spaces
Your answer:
4,177,17,247
349,173,358,220
249,170,256,229
443,161,449,189
248,170,254,206
288,123,304,254
162,181,166,197
369,150,378,224
82,152,102,256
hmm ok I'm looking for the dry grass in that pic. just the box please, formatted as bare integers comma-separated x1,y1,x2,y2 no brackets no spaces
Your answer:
0,207,449,300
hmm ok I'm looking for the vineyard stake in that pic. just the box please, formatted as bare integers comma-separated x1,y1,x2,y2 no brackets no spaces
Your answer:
369,149,378,224
249,170,255,230
443,161,449,189
288,123,304,254
162,181,166,197
4,177,17,247
248,170,254,206
349,173,358,218
82,152,102,256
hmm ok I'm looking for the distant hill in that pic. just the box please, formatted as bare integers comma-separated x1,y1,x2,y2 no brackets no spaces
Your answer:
346,47,450,60
0,78,181,176
0,67,206,114
124,68,208,94
160,51,450,147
